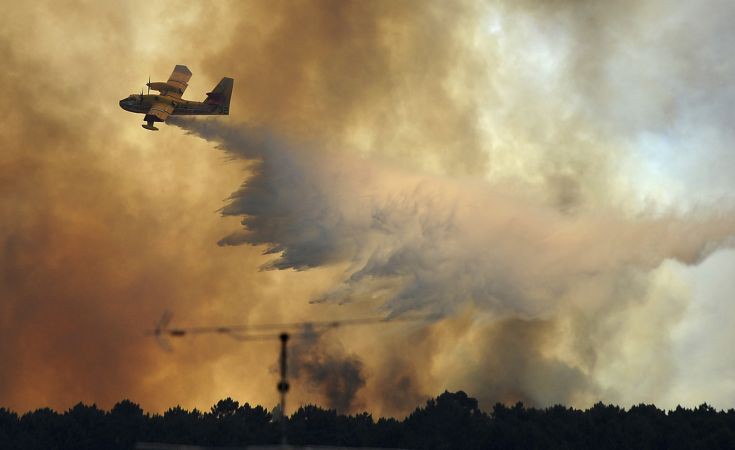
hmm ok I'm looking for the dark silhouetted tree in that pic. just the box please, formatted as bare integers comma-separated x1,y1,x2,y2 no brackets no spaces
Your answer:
2,392,735,449
108,400,146,450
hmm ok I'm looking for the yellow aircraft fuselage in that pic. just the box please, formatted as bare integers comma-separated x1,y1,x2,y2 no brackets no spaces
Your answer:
118,94,224,115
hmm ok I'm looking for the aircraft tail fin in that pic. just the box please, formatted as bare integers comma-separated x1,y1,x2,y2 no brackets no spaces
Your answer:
204,77,233,115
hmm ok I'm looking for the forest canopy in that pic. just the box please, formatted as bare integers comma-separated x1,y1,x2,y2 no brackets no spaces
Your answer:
2,391,735,450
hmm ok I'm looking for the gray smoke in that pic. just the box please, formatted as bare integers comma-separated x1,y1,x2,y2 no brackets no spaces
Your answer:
6,0,735,416
170,117,735,314
170,116,735,410
287,327,366,413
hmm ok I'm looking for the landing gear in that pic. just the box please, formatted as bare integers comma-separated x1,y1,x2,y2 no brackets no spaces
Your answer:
142,119,159,131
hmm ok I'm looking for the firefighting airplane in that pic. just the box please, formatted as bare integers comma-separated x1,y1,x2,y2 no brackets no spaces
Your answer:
119,65,233,131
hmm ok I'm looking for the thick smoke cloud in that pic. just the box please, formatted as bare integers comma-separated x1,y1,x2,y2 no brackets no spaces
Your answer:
5,0,735,417
287,326,366,413
171,116,735,411
200,0,490,177
0,1,291,414
172,119,735,311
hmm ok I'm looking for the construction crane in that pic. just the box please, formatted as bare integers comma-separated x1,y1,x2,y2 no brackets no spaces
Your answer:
145,311,437,447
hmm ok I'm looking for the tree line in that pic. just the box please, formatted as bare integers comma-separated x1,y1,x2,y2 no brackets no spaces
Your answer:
1,391,735,449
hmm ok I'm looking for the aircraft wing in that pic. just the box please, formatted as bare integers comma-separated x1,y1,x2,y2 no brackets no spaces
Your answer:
147,65,192,99
166,65,192,99
145,101,174,122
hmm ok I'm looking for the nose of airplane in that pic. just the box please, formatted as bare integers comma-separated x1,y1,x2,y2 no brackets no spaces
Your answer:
119,98,128,110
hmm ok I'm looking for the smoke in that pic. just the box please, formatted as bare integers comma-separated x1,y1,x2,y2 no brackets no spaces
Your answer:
5,0,735,417
0,1,291,414
287,326,366,413
172,119,735,312
199,0,491,178
182,0,735,413
170,117,735,411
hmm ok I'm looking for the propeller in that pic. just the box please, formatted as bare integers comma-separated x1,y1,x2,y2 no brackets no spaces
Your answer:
147,75,150,95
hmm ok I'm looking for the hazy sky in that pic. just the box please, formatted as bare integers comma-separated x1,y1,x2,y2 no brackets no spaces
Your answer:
2,0,735,417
